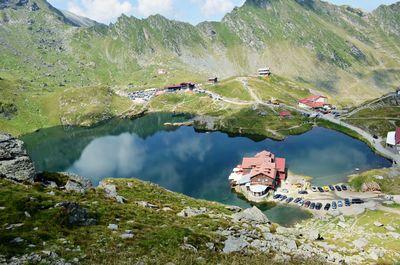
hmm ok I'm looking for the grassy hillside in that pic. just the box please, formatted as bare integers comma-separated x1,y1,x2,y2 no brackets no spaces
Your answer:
1,175,399,265
247,76,312,105
0,177,309,265
343,94,400,137
205,79,252,101
349,167,400,194
1,0,400,137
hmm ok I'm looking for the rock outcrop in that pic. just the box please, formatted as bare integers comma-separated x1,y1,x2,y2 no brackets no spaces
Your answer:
63,172,92,193
99,181,127,204
177,207,208,217
0,133,36,183
232,206,270,224
361,181,382,192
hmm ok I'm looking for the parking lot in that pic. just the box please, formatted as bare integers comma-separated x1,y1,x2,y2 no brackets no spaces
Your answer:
272,181,386,216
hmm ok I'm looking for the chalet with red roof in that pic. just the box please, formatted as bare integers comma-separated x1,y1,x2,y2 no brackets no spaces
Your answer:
298,95,329,109
229,150,287,197
386,127,400,154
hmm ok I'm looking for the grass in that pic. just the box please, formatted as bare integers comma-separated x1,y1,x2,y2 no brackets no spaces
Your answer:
247,76,312,106
205,79,252,101
343,93,400,137
348,168,400,194
0,178,323,265
148,92,231,117
344,105,400,137
210,105,312,140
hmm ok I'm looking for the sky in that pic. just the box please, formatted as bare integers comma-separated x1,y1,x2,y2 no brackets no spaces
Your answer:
48,0,399,25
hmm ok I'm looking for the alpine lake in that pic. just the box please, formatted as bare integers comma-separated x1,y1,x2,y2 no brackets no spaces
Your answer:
22,113,391,226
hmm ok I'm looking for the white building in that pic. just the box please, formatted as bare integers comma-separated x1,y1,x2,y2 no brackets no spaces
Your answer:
258,67,271,77
386,128,400,154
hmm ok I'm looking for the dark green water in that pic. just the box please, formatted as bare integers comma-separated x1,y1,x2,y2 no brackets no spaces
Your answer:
22,113,391,226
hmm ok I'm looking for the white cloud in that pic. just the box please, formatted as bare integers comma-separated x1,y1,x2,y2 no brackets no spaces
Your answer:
136,0,174,17
67,0,132,23
194,0,236,16
68,133,147,184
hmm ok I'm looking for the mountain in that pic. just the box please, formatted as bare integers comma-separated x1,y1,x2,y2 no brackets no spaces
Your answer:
1,0,400,133
61,10,101,28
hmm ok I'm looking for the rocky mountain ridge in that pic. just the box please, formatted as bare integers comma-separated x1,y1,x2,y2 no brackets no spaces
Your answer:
1,0,400,101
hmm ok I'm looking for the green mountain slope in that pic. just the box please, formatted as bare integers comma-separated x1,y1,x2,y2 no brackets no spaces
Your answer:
61,10,100,28
1,0,400,134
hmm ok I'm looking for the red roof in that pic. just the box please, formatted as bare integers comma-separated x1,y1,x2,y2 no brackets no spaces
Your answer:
298,95,328,108
396,127,400,145
239,150,286,182
279,111,291,117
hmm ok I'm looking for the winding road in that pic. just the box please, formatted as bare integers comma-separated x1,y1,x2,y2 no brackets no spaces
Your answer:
206,81,400,165
321,114,400,166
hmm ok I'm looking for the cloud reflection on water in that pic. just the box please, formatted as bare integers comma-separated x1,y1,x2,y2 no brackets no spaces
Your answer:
68,133,147,183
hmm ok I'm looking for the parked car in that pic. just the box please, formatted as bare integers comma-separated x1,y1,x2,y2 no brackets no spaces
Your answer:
329,185,335,191
318,187,324,192
315,203,323,210
332,201,337,209
273,194,281,200
298,200,304,207
335,185,342,191
323,186,330,192
304,201,311,208
351,198,364,204
341,184,348,191
324,203,331,210
286,197,294,203
344,198,351,206
280,195,287,201
337,200,343,207
309,202,316,210
311,186,318,192
294,198,301,203
373,135,379,139
298,190,308,195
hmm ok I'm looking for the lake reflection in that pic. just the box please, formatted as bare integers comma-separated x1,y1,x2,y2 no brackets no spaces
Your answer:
22,113,391,226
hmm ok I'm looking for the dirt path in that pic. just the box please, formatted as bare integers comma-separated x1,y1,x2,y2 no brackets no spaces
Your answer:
237,77,263,104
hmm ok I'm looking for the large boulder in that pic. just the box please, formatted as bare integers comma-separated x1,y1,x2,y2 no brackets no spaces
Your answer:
0,133,35,183
63,172,92,193
361,181,381,192
222,236,248,253
232,206,269,224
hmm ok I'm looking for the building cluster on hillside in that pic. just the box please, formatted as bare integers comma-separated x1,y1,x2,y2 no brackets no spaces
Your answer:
165,82,196,92
229,151,286,197
386,127,400,154
128,82,197,102
298,95,332,113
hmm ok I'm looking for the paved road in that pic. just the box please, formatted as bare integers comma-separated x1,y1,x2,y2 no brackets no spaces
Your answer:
321,114,400,166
